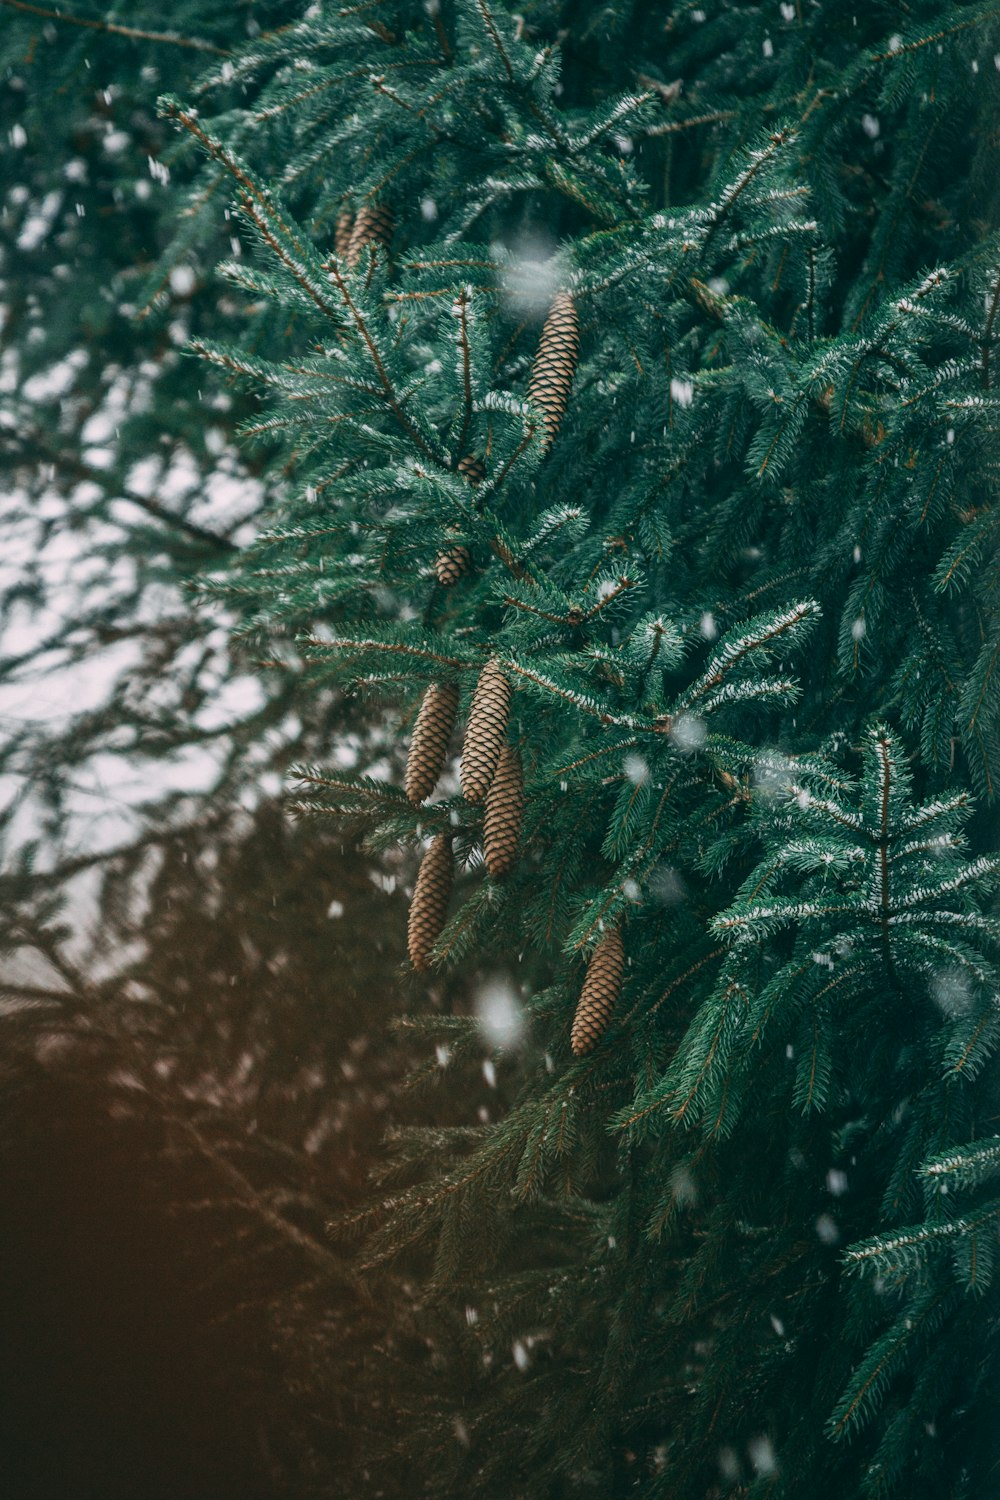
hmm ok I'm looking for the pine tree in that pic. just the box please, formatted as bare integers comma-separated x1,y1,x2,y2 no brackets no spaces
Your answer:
162,1,1000,1490
10,0,1000,1495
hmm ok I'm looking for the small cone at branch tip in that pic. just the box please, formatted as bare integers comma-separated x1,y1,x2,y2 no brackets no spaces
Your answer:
346,202,394,269
527,291,580,450
407,833,453,972
461,658,513,804
405,681,460,805
483,742,523,878
571,925,624,1057
334,207,354,261
433,455,482,584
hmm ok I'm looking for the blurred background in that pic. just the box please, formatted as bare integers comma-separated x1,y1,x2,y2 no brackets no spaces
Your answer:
0,6,484,1494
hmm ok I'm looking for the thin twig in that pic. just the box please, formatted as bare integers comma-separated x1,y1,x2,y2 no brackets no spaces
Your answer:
29,441,240,552
0,0,228,54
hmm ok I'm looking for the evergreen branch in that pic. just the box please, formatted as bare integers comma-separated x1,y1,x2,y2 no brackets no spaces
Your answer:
645,107,738,136
454,286,474,461
549,738,640,780
300,634,470,669
712,901,857,936
709,129,795,234
893,855,1000,910
963,637,1000,737
983,270,1000,390
502,575,636,626
845,1207,1000,1272
790,790,865,832
672,981,747,1127
922,1137,1000,1188
623,946,727,1028
160,100,348,328
289,768,411,809
0,0,229,52
887,911,1000,935
349,1131,526,1264
869,8,1000,63
828,1291,957,1441
473,0,515,83
795,969,863,1111
679,601,819,712
324,261,444,463
936,512,1000,592
898,793,971,833
948,1010,998,1077
502,661,638,727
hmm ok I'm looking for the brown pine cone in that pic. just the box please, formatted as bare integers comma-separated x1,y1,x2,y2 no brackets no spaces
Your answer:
483,743,523,879
407,833,453,971
457,453,486,485
461,658,512,804
571,925,624,1056
405,682,460,805
334,207,354,261
434,544,472,586
346,202,394,269
526,291,580,451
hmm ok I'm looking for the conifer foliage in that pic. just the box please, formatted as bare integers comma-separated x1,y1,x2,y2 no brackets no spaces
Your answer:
68,0,1000,1493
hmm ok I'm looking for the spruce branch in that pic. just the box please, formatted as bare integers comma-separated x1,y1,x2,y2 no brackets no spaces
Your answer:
159,98,350,327
324,258,445,463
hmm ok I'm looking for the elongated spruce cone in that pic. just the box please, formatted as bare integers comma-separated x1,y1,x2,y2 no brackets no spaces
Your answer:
405,682,459,805
571,926,624,1057
408,834,453,971
461,658,512,803
346,203,394,269
483,743,523,878
527,292,579,450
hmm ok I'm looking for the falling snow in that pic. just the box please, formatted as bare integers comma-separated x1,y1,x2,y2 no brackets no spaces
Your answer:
670,714,707,752
475,978,526,1049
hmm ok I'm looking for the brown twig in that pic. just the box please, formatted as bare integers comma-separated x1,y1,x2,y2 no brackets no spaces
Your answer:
0,0,228,53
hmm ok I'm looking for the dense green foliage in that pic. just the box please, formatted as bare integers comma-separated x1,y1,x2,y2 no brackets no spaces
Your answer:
7,0,1000,1495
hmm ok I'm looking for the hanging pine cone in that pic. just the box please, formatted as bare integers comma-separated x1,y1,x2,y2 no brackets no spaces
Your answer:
483,742,523,878
461,658,512,804
407,833,453,971
405,682,459,805
526,291,579,450
571,925,624,1056
346,202,394,269
434,544,471,586
458,453,486,485
334,207,354,261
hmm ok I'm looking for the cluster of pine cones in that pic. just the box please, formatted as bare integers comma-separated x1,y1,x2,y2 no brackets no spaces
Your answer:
340,203,622,1057
404,651,622,1059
